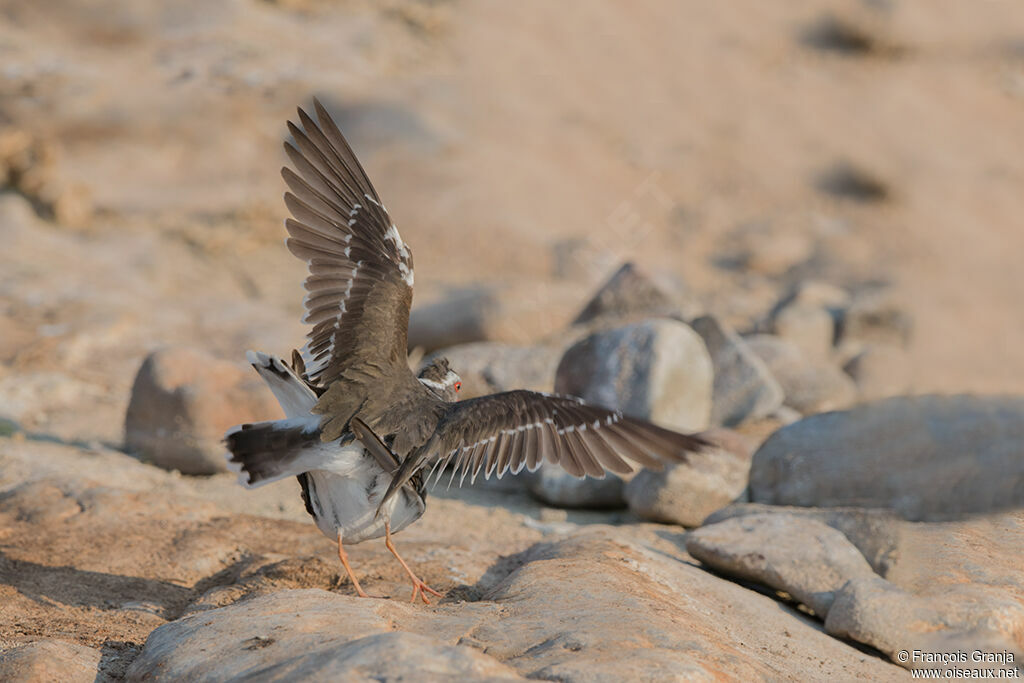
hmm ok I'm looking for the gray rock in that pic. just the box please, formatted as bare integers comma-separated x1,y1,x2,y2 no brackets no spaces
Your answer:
556,319,713,432
772,302,835,359
704,503,902,576
528,465,626,509
572,262,693,325
126,589,521,681
749,395,1024,520
839,286,913,348
825,577,1024,672
124,347,282,474
843,344,912,400
408,283,582,351
424,341,561,399
0,640,101,683
691,315,783,427
624,428,754,526
408,287,497,352
744,334,856,414
686,513,877,616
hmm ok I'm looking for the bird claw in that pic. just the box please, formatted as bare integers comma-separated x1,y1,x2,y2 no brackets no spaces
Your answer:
409,579,444,604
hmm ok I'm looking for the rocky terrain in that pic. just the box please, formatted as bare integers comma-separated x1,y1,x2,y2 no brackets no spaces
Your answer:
2,0,1024,680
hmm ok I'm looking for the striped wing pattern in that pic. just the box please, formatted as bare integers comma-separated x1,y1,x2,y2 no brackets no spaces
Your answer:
425,390,710,487
283,99,415,387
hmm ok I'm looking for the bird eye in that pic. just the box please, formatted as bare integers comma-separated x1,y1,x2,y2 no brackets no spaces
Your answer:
454,381,461,392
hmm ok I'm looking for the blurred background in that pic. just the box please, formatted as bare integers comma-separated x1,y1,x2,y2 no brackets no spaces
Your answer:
1,0,1023,440
2,3,1024,676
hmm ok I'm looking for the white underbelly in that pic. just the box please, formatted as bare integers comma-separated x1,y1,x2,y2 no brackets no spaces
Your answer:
304,464,424,545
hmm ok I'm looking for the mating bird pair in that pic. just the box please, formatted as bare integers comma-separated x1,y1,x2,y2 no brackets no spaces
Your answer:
224,99,709,603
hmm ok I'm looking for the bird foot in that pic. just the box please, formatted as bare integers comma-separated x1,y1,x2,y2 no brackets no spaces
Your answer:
408,578,444,605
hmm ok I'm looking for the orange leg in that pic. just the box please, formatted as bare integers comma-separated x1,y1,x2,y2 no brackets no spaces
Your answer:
384,520,443,604
337,530,369,598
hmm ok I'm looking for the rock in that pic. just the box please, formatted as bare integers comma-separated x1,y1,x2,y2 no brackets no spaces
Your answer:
572,262,694,325
839,286,913,348
744,334,856,414
127,590,521,681
124,347,282,474
691,315,783,427
127,530,903,681
772,302,835,359
704,503,902,576
0,640,101,683
423,341,561,399
843,344,912,400
686,513,877,617
528,465,625,509
408,287,497,352
555,319,713,432
749,395,1024,520
408,283,583,351
624,428,754,526
825,577,1024,672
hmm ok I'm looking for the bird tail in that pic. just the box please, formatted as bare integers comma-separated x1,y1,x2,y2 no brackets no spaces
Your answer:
244,350,318,419
224,350,322,487
224,417,322,488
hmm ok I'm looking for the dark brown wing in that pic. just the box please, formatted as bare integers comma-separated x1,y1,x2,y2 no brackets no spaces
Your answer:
377,390,710,512
282,99,419,440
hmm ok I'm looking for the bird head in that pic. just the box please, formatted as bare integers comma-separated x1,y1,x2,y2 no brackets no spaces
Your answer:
417,357,462,402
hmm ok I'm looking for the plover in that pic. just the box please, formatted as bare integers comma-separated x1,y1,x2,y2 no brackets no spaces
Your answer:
225,99,709,603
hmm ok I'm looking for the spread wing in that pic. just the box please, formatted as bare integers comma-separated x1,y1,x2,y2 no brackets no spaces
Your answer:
283,98,414,389
282,99,425,441
378,390,710,511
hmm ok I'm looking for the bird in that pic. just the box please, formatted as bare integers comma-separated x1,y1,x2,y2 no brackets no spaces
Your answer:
224,98,710,604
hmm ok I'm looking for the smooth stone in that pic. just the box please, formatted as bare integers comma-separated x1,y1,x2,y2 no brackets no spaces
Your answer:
624,428,754,526
127,590,521,681
744,334,856,414
772,302,835,359
704,503,902,575
686,513,877,616
124,346,282,474
528,464,626,509
825,577,1024,672
572,262,692,325
555,319,713,432
749,395,1024,520
691,315,783,427
0,640,101,683
843,344,912,400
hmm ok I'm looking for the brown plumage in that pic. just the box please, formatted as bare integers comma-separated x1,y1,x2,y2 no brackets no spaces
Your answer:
226,99,711,603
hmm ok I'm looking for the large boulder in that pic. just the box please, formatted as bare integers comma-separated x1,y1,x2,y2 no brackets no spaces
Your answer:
124,347,282,474
749,395,1024,520
555,319,713,432
686,513,877,617
126,530,903,681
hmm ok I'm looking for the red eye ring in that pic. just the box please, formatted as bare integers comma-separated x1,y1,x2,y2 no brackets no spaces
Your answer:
454,381,462,392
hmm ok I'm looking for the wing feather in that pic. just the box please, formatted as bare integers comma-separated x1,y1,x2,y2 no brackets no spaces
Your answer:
376,390,711,510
